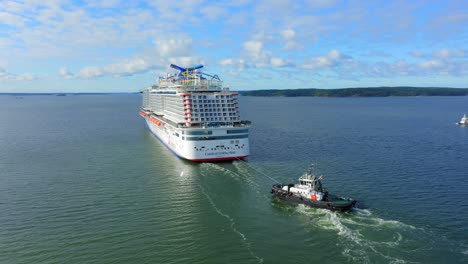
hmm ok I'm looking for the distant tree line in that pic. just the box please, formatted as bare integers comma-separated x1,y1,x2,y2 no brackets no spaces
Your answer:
239,87,468,97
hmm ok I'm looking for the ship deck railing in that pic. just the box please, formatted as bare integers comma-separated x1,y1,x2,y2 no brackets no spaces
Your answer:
177,121,252,129
156,78,224,92
148,113,251,129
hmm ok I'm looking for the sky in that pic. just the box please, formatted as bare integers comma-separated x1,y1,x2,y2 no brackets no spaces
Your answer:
0,0,467,92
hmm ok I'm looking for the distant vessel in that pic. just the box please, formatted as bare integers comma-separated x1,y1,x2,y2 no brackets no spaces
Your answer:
140,64,251,162
271,166,356,212
457,114,467,126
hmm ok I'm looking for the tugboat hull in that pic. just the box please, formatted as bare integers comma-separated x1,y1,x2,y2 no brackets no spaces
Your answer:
271,184,356,212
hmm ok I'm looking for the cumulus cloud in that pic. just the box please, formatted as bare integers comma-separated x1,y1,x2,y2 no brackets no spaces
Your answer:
154,39,194,57
241,40,276,68
0,67,38,81
418,60,443,69
410,50,426,58
221,38,297,71
85,0,121,8
219,58,247,68
2,1,467,89
218,58,248,76
75,58,154,79
0,11,27,27
281,29,296,40
306,0,340,8
243,41,263,57
281,29,302,50
64,38,201,79
59,67,74,79
200,6,228,20
270,57,288,67
432,49,466,59
302,49,351,70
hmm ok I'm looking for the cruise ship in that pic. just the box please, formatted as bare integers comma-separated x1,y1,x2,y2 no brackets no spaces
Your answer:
140,64,251,162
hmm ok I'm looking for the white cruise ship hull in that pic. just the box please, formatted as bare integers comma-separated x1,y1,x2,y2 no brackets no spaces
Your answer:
143,116,250,162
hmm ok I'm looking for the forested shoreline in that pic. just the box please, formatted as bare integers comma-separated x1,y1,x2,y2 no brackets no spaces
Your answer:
239,87,468,97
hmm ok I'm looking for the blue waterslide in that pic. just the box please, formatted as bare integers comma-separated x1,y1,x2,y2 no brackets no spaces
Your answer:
170,64,204,72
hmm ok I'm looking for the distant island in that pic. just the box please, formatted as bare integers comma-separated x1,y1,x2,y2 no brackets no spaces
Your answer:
239,87,468,97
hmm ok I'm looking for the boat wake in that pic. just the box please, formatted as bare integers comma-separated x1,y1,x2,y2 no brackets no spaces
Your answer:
294,205,430,263
202,162,267,199
198,164,263,263
197,162,468,263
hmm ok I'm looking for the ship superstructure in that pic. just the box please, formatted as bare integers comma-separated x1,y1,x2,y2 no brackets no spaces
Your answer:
140,64,251,162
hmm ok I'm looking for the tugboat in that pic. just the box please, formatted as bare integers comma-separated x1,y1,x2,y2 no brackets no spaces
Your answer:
457,114,468,126
271,166,356,212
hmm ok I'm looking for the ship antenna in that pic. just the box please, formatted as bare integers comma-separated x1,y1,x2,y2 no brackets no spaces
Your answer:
309,164,314,174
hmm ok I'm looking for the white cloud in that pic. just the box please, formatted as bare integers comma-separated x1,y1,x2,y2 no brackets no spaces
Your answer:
411,50,426,58
432,49,466,59
327,49,342,60
281,29,302,50
219,58,235,66
67,37,201,79
218,58,247,76
242,40,276,67
16,73,36,81
0,67,38,81
302,49,350,70
200,6,228,20
1,1,467,90
2,1,27,13
85,0,121,8
0,11,27,27
419,60,443,69
145,0,206,24
281,29,296,40
75,58,154,79
59,67,74,79
243,40,263,56
270,57,288,67
154,39,194,57
305,0,340,8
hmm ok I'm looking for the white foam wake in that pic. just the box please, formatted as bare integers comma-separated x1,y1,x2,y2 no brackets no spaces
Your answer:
198,182,263,263
294,205,420,263
201,162,265,198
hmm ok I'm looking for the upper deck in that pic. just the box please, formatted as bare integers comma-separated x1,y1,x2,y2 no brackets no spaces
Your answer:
155,78,224,93
152,64,225,93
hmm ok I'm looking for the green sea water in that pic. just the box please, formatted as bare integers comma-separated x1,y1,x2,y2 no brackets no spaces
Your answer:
1,94,467,263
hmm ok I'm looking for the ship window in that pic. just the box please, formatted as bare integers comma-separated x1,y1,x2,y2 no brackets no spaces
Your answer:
185,134,248,141
227,129,248,134
185,130,213,135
